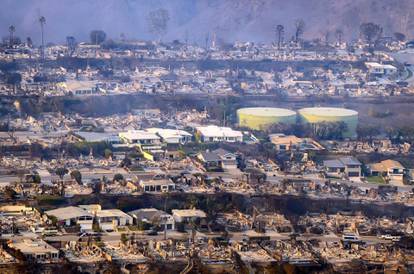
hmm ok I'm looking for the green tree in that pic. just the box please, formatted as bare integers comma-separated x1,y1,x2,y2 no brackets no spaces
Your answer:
55,167,68,196
4,187,17,200
32,174,41,184
113,173,124,182
92,217,101,232
276,24,284,49
360,22,382,45
137,220,151,231
90,30,106,45
120,233,128,245
294,19,305,43
55,167,68,180
393,32,406,42
48,215,58,226
335,29,344,44
70,170,82,185
104,148,113,159
66,36,77,56
357,125,380,142
92,180,102,194
26,174,41,184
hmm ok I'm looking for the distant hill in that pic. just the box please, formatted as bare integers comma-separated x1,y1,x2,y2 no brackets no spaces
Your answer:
1,0,413,43
175,0,414,43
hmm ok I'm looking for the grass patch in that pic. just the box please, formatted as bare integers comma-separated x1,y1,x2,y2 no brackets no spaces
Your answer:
128,225,142,231
366,176,386,184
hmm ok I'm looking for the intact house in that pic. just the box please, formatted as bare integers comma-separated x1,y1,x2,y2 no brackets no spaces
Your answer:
368,159,405,183
8,239,59,262
95,209,133,231
196,148,238,170
128,208,175,231
118,130,162,152
139,178,175,193
195,125,243,143
44,206,94,232
145,128,192,145
45,205,132,232
365,62,397,78
269,134,323,151
323,156,362,179
69,131,121,145
172,209,207,223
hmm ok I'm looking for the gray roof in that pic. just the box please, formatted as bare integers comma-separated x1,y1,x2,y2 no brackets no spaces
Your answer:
339,156,361,166
324,159,345,168
45,206,93,220
200,151,221,162
324,156,361,168
212,148,234,158
128,208,166,222
74,131,119,143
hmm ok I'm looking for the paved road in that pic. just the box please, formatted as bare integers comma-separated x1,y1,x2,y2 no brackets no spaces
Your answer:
391,49,414,87
41,230,392,246
205,169,413,193
266,172,414,193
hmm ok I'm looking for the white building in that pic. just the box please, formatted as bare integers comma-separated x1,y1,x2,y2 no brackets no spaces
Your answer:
365,62,397,77
9,239,59,262
45,205,132,232
146,128,192,144
128,208,175,230
323,156,362,179
119,130,161,145
369,159,405,183
196,125,243,143
95,209,133,231
71,131,121,145
139,178,175,193
45,206,94,232
118,130,162,152
172,209,207,223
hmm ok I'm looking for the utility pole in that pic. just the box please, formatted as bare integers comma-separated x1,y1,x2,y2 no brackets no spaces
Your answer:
164,193,168,240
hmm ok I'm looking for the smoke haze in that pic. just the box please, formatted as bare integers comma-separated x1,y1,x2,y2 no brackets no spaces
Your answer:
1,0,413,44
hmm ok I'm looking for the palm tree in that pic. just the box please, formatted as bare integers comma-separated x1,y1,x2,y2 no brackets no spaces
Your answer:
276,24,284,49
8,25,15,48
294,19,305,43
55,167,68,196
39,16,46,60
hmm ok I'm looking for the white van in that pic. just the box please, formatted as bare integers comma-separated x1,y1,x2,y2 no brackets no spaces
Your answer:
342,234,360,241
